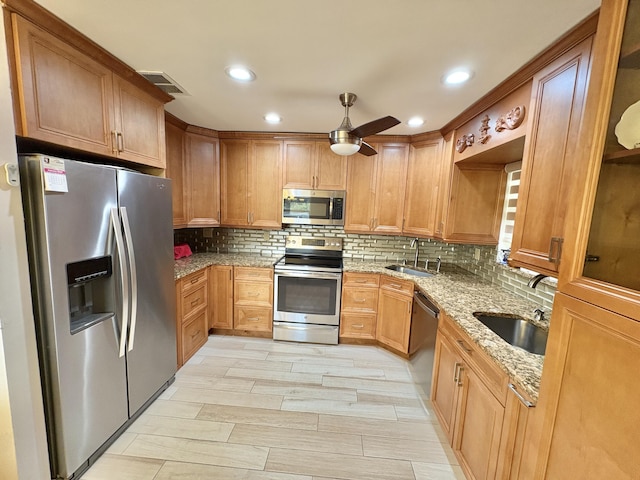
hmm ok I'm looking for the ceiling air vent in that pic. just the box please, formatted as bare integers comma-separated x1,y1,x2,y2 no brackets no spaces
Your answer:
137,71,188,95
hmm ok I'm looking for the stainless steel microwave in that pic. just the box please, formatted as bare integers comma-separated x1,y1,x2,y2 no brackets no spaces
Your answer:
282,189,345,226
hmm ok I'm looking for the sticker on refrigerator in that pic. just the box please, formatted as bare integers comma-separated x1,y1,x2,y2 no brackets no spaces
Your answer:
42,156,68,193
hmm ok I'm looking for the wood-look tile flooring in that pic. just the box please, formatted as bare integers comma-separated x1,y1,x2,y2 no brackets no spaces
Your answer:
84,336,465,480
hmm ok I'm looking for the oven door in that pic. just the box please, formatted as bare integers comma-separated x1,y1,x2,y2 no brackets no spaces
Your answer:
273,270,342,326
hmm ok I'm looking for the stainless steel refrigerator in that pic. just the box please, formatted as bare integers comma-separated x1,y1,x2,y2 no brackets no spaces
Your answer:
19,154,177,479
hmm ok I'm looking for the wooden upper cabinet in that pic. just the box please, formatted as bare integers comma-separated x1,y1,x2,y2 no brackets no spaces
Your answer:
344,143,409,235
112,76,166,168
403,137,443,237
10,14,114,156
186,132,220,227
509,38,593,275
8,13,169,168
283,141,346,190
443,164,506,245
165,119,188,228
373,144,409,234
345,153,377,233
221,138,282,229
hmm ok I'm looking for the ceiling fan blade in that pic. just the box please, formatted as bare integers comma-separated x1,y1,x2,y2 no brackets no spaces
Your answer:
350,116,401,138
358,141,377,156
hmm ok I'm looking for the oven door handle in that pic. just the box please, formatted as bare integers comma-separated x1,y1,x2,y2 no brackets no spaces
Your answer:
274,270,342,280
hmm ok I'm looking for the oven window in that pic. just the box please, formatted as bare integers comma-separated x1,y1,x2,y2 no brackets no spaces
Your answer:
276,276,337,315
283,197,330,219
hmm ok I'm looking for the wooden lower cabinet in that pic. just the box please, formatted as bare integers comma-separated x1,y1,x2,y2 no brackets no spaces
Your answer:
340,272,380,340
376,276,413,353
527,293,640,480
233,267,273,333
175,269,209,368
432,313,535,480
209,265,233,330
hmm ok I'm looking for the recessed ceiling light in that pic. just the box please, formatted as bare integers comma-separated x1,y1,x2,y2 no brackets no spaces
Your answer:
443,69,473,85
225,65,256,82
264,113,282,124
407,117,424,127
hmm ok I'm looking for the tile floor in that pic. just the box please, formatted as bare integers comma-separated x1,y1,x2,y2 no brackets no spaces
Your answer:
84,336,466,480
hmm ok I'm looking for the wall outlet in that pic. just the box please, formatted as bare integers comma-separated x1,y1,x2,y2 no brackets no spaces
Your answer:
203,228,213,238
474,247,481,261
262,231,269,241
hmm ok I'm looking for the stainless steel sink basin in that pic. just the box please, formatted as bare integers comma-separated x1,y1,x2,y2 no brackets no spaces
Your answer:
472,312,548,355
385,264,434,278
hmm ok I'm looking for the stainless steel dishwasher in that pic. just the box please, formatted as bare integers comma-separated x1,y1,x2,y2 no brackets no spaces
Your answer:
408,290,440,403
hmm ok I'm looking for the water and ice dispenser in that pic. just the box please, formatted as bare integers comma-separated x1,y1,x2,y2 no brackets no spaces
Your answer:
66,256,115,334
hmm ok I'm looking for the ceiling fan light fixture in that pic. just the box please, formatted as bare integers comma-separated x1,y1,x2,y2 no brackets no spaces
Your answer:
330,142,361,156
225,65,256,82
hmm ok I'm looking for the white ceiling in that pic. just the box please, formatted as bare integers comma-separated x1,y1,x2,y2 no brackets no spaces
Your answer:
35,0,600,135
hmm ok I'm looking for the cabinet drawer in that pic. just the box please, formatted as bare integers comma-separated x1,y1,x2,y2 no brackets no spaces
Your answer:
340,313,377,339
380,275,413,296
234,306,272,332
341,287,379,312
234,267,273,282
343,272,380,288
182,309,208,362
182,268,208,293
235,280,272,305
182,284,207,319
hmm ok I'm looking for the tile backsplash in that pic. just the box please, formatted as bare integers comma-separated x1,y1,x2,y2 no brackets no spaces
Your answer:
174,226,556,311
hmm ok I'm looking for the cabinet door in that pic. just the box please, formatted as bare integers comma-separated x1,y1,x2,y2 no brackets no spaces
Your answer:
376,288,411,353
444,165,506,245
221,140,250,227
250,140,283,228
283,141,315,189
532,293,640,480
210,265,233,330
431,333,461,443
454,366,505,480
11,14,114,156
373,144,409,234
403,140,442,237
315,142,347,190
112,75,166,168
345,155,377,233
186,132,220,227
165,121,188,228
510,38,592,274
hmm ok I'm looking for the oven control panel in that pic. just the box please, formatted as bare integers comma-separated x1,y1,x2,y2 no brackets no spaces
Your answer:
285,236,343,251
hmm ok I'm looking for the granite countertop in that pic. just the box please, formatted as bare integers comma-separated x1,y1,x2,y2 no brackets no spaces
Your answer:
174,253,280,280
344,260,545,402
175,253,545,402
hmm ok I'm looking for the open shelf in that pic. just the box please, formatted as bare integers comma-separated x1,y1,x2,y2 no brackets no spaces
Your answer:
603,146,640,163
620,42,640,69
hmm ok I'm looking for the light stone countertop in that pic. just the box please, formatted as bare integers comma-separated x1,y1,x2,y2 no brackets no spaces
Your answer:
175,253,545,402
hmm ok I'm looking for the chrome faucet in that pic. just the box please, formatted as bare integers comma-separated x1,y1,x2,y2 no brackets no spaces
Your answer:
410,237,420,267
533,308,545,322
527,274,548,289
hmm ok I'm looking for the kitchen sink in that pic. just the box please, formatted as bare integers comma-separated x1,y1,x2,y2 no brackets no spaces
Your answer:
472,312,548,355
385,264,433,278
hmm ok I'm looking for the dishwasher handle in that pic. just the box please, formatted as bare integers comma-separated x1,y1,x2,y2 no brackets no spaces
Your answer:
413,290,439,318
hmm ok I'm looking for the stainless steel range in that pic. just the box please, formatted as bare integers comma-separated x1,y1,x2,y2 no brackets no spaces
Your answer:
273,236,343,345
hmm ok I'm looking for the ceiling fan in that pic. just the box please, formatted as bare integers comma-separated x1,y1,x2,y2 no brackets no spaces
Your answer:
329,92,400,156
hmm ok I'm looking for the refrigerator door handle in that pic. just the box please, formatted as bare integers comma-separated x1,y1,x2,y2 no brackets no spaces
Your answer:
120,207,138,352
110,207,129,358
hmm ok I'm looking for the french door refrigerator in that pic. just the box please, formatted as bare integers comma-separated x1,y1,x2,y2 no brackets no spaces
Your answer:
19,154,177,479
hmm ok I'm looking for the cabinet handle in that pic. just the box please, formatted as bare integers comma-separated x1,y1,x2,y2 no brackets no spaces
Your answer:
548,237,564,264
247,317,260,321
111,131,118,154
116,132,124,153
190,278,199,284
229,269,232,280
247,212,251,224
453,362,464,386
509,383,535,408
190,299,200,307
389,283,402,289
217,210,221,223
457,339,473,354
191,330,201,339
355,279,367,283
352,324,364,329
354,298,367,303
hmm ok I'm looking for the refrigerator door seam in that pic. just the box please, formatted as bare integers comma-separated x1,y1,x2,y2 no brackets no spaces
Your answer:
110,207,129,357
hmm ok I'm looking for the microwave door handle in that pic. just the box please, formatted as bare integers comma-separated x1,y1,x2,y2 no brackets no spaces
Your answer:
120,207,138,351
110,207,129,358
